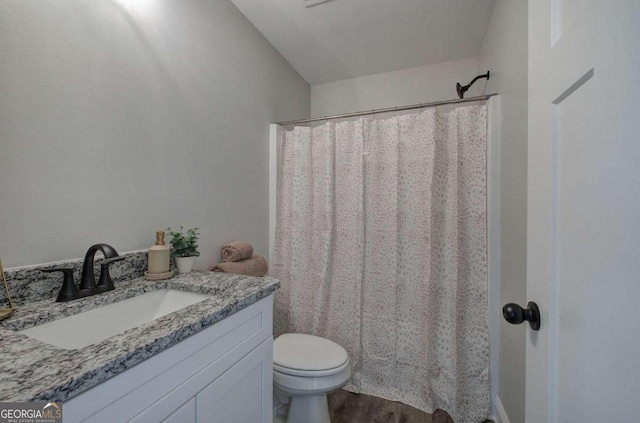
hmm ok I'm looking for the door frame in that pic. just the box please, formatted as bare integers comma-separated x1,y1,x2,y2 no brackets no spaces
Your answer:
487,97,503,422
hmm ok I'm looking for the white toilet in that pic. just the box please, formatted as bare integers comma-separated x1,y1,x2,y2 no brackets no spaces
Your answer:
273,333,351,423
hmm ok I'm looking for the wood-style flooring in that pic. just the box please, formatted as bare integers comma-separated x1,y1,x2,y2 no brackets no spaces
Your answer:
327,389,494,423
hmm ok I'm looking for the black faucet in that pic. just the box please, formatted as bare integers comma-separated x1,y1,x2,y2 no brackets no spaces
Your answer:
79,244,120,293
42,244,124,302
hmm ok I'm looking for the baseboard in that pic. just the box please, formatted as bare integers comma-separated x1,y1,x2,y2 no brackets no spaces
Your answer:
494,396,510,423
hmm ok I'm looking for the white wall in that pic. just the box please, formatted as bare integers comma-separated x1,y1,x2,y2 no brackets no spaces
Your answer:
310,57,479,116
477,1,528,422
0,0,310,268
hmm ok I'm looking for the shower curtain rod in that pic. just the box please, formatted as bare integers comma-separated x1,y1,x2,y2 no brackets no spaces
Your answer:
276,93,497,126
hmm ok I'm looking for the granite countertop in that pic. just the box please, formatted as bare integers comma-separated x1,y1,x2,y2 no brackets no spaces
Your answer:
0,271,280,403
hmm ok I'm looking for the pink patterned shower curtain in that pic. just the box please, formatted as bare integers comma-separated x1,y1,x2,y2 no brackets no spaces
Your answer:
272,105,489,423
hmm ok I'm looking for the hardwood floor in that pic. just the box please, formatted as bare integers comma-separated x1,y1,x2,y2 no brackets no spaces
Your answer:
327,389,494,423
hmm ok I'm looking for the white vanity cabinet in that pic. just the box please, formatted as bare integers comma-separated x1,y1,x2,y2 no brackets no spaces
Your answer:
63,295,274,423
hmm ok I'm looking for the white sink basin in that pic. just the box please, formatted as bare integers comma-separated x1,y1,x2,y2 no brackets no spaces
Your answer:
19,289,210,350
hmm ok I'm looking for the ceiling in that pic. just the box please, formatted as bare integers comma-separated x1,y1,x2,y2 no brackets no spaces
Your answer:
230,0,497,85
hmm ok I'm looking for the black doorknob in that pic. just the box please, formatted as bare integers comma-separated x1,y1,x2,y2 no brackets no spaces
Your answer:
503,302,541,330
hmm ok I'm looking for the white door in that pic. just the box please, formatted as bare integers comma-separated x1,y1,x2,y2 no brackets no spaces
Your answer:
527,0,640,422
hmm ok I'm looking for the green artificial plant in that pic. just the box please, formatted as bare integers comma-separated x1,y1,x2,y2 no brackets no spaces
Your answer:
167,227,201,258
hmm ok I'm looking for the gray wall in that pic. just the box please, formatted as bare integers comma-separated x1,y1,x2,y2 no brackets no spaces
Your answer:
0,0,310,268
478,0,528,421
310,57,479,116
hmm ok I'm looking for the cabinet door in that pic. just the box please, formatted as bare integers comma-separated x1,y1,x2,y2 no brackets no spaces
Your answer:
197,338,273,423
162,398,196,423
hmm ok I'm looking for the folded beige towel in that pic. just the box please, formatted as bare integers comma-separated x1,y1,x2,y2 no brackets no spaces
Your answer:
221,241,254,262
213,255,267,277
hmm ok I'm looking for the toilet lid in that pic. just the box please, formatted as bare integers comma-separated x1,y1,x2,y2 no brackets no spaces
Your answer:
274,333,349,371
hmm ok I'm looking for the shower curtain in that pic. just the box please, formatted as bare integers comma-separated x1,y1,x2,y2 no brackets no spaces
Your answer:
272,105,489,423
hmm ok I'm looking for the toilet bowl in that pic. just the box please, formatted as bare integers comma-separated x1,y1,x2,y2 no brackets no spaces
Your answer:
273,333,351,423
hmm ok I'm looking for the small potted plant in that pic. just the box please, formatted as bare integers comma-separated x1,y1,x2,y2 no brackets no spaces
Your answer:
167,227,201,273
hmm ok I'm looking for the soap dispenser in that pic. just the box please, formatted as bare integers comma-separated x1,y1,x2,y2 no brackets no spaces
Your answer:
145,231,173,280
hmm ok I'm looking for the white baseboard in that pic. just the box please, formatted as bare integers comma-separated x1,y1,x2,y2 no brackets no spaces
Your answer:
494,396,510,423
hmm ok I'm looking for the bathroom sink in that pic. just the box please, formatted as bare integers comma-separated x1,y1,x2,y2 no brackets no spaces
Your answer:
19,289,210,349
